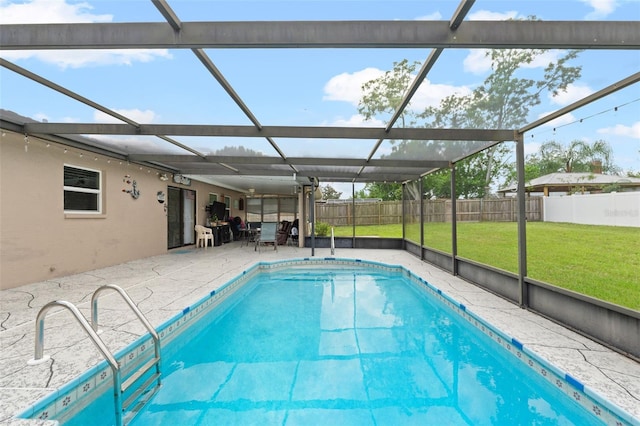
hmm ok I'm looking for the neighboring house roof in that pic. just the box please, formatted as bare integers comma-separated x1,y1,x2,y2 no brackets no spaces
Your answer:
498,172,640,193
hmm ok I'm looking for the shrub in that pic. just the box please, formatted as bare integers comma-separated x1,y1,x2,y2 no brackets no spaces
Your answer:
315,221,330,236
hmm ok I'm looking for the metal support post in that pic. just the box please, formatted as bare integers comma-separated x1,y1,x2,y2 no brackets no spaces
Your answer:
515,135,528,308
310,184,316,256
450,164,458,275
352,183,356,247
419,179,424,261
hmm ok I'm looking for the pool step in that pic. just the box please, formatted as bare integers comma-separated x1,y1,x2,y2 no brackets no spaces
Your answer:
121,356,162,422
121,372,161,425
121,357,160,394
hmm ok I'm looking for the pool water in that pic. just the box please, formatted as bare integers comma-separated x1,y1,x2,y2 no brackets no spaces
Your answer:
111,267,597,426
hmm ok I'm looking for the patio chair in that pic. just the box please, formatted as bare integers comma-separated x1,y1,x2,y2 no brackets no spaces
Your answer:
255,222,278,252
195,225,214,248
277,220,292,245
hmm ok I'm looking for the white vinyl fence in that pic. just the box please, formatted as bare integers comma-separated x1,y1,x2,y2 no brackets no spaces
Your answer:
543,192,640,227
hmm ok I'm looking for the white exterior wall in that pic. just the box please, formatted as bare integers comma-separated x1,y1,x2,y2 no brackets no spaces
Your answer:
543,192,640,227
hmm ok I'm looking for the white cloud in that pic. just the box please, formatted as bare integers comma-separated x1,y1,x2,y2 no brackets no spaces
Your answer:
412,79,472,110
549,83,594,106
94,109,158,124
0,0,171,68
581,0,618,19
323,68,384,105
597,122,640,139
327,114,385,127
463,49,491,74
0,0,112,23
467,10,519,21
324,68,471,111
524,141,541,156
2,49,172,69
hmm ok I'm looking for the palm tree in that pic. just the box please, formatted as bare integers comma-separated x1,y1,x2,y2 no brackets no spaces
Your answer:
538,139,617,174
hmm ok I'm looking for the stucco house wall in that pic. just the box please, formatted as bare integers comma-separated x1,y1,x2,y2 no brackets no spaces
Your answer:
0,130,243,289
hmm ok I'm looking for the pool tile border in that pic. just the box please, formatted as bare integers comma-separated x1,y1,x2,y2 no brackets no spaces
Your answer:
19,257,639,426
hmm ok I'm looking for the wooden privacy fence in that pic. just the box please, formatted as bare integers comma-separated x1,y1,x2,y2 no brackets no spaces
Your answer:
317,197,543,226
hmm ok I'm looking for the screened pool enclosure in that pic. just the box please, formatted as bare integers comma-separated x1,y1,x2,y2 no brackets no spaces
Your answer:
1,0,638,358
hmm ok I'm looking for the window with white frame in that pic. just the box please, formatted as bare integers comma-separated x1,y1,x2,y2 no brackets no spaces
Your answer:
63,165,102,213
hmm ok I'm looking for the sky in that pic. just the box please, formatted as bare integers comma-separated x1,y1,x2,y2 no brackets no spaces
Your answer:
1,0,639,197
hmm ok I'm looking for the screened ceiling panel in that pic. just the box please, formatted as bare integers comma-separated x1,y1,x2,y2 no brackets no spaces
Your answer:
1,0,638,196
273,138,380,159
372,139,501,162
175,136,283,157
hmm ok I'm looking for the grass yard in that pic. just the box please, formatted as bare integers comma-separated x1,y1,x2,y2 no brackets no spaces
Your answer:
332,222,640,310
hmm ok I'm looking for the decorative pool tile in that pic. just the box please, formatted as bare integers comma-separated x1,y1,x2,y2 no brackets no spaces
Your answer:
402,266,637,426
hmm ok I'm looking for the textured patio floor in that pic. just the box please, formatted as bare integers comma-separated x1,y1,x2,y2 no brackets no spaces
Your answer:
1,244,639,425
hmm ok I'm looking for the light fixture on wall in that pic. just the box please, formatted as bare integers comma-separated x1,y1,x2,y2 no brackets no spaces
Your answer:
159,173,169,181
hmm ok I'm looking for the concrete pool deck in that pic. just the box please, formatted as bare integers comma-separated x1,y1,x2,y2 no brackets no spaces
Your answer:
1,244,639,425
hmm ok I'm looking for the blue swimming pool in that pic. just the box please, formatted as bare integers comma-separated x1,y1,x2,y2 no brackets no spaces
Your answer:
21,259,636,425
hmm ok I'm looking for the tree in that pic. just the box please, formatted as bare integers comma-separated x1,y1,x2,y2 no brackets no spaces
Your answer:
353,188,369,199
358,59,420,127
502,139,620,188
536,139,617,174
321,184,342,200
418,47,582,197
361,182,402,201
357,32,583,199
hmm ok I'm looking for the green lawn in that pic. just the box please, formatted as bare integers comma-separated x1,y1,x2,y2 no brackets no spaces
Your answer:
332,222,640,310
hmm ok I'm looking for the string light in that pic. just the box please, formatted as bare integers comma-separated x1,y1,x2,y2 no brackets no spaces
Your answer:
7,131,170,180
528,97,639,139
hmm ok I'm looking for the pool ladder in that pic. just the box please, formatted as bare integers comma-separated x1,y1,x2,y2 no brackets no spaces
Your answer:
29,284,162,426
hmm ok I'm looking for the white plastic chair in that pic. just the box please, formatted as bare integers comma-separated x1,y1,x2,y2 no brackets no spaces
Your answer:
288,226,299,246
195,225,214,248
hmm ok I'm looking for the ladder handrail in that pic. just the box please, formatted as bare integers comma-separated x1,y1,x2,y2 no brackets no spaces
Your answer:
91,284,162,425
330,226,335,255
91,284,161,380
31,300,118,369
29,300,124,426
